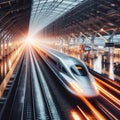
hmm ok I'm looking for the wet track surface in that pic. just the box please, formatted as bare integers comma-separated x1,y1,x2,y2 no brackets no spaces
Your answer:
0,45,120,120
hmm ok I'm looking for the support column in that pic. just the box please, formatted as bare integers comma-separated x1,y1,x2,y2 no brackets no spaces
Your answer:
3,38,5,58
6,38,9,56
61,38,66,53
0,39,1,60
79,33,87,60
59,39,63,52
91,33,97,59
108,30,116,56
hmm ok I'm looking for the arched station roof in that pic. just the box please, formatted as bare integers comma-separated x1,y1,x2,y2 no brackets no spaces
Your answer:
29,0,85,35
0,0,32,40
38,0,120,38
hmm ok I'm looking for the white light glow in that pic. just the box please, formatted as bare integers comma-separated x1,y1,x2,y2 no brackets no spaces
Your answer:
29,0,84,36
26,36,34,44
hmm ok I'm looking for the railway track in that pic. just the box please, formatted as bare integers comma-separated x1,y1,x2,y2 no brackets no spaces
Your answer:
33,47,101,120
30,47,60,120
0,45,120,120
32,47,88,120
0,46,61,120
34,46,120,120
0,51,25,120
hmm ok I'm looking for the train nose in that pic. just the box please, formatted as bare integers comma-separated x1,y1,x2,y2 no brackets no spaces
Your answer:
82,88,99,98
69,80,99,98
76,77,99,97
77,77,92,88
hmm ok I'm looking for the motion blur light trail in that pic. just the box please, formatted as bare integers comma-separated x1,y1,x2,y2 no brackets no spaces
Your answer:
97,102,118,120
27,40,120,119
94,77,120,108
71,110,81,120
97,83,120,106
100,94,120,111
77,106,92,120
95,77,120,94
78,96,105,120
26,36,34,44
68,80,104,119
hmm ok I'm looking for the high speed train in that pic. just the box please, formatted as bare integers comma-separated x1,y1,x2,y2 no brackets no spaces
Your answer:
39,46,99,98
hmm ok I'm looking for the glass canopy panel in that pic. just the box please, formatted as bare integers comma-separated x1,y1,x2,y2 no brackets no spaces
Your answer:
29,0,85,36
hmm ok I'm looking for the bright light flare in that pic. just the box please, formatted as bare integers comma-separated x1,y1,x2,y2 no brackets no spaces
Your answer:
9,43,12,46
26,36,34,44
71,110,81,120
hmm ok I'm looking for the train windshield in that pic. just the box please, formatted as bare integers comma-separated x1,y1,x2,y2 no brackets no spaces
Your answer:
71,65,87,76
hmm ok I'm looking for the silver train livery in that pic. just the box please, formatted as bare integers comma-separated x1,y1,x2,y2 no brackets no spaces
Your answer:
39,46,99,98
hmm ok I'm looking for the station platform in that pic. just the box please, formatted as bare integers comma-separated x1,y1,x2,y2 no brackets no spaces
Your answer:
63,51,120,83
0,46,24,97
0,49,20,83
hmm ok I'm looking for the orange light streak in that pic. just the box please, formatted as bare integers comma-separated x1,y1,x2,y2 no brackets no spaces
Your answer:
71,110,81,120
77,106,91,120
98,102,118,120
78,95,105,120
95,77,120,94
96,76,120,88
100,94,120,111
96,83,120,106
107,79,120,87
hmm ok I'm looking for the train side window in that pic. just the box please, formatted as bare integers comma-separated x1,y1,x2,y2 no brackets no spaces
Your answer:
76,65,87,76
58,63,67,73
61,66,67,73
71,66,79,75
57,63,62,70
71,65,87,76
